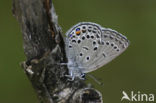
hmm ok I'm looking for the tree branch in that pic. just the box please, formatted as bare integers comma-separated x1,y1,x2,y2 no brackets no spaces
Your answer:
12,0,103,103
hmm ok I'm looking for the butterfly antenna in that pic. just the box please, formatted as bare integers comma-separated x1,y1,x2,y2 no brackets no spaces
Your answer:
87,74,104,86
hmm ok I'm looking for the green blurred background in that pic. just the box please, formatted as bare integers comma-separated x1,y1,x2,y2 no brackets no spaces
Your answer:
0,0,156,103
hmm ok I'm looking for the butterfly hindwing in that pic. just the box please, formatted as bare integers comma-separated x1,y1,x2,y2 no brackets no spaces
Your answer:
82,28,129,73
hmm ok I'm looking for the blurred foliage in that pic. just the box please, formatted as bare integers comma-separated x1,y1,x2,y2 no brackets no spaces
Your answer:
0,0,156,103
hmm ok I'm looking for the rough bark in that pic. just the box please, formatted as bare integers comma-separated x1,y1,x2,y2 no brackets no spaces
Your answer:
12,0,103,103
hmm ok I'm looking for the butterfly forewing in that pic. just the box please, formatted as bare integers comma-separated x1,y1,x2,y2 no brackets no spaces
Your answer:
66,22,103,68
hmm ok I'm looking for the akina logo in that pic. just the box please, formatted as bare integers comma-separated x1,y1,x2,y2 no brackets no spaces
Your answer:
121,91,155,102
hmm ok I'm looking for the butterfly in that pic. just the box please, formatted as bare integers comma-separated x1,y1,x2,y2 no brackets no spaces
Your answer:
65,22,129,80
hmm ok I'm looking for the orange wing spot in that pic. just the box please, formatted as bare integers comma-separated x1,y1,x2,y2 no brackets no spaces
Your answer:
76,31,81,35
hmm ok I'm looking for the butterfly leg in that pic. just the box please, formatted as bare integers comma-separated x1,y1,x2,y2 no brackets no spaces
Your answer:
57,63,68,65
65,75,74,81
65,70,75,81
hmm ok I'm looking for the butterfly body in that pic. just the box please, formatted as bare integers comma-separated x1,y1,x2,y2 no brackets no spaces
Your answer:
65,22,129,80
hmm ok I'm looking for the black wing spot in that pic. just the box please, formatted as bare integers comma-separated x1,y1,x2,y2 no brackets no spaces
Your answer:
106,41,110,45
91,35,94,39
88,29,91,32
78,40,81,44
69,45,72,48
82,26,86,29
110,36,114,40
122,45,126,48
111,43,114,47
104,35,108,38
115,38,119,42
98,40,101,44
96,34,100,38
83,47,89,50
80,53,83,56
98,31,100,34
82,30,86,33
93,41,96,45
102,53,106,57
86,35,90,39
114,46,117,49
82,36,85,40
94,47,98,51
86,57,90,60
88,26,92,29
101,41,105,45
72,40,76,43
93,28,97,30
119,41,122,44
92,30,97,33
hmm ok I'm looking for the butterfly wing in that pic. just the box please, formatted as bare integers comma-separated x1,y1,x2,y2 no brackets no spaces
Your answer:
82,28,129,73
65,22,129,74
65,22,103,69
